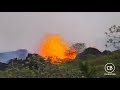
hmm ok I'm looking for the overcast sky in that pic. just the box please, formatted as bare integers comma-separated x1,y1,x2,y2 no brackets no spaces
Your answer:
0,12,120,53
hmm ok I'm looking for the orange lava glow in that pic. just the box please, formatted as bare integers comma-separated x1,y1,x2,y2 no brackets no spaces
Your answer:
38,34,77,64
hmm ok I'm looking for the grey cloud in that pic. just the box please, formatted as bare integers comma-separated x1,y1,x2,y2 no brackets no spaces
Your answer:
0,12,120,52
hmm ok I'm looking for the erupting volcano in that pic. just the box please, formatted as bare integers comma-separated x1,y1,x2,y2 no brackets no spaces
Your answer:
38,34,77,64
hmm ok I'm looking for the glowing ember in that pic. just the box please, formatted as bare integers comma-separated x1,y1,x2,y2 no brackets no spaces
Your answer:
38,34,77,64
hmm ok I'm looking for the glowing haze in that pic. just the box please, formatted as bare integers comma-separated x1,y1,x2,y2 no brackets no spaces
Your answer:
38,34,77,63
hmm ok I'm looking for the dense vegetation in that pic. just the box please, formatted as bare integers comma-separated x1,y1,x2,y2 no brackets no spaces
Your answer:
0,25,120,78
0,48,120,78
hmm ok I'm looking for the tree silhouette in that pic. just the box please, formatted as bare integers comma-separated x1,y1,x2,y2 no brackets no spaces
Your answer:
105,25,120,50
70,43,86,54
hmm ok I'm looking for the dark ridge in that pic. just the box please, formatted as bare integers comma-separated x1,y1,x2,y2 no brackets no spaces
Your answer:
102,50,112,55
76,47,102,60
82,47,102,55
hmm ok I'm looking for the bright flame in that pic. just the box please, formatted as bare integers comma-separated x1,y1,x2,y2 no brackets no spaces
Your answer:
38,34,77,64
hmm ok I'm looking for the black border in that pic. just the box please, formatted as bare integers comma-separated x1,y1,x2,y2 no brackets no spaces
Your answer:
0,78,119,88
0,2,120,12
0,7,119,12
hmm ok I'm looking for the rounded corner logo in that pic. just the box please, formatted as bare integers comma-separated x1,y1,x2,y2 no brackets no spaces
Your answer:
104,63,116,75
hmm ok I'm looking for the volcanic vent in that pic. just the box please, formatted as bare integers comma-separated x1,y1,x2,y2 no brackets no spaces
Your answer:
38,34,77,64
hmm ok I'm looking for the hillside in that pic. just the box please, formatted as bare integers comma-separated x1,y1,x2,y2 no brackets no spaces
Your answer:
0,48,120,78
0,49,28,63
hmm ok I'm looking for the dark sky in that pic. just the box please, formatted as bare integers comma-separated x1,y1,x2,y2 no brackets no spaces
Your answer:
0,12,120,53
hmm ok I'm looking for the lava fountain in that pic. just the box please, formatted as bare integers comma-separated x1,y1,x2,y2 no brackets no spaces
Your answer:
38,34,77,64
